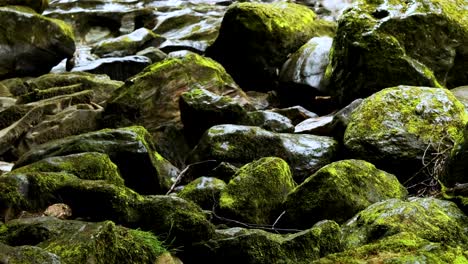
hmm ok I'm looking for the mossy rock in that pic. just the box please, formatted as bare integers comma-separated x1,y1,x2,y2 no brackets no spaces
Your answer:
0,217,167,263
178,177,226,210
0,0,48,13
326,0,468,105
102,51,249,166
179,88,252,146
14,126,179,195
92,28,165,57
0,6,75,79
0,171,79,219
0,243,61,264
344,86,467,183
186,220,343,264
12,152,124,186
189,124,339,182
282,160,407,229
136,195,214,246
342,197,468,250
206,2,336,91
219,157,296,225
314,232,468,264
25,72,123,104
0,173,214,246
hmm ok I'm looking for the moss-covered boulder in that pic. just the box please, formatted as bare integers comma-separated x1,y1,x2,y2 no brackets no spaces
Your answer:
92,28,165,58
0,217,167,263
178,177,226,210
189,124,338,182
0,243,61,263
0,172,214,246
344,86,467,183
219,157,296,225
12,152,124,186
0,6,75,79
314,232,468,263
186,220,343,264
0,171,78,219
282,160,407,229
179,88,252,146
206,2,336,91
326,0,468,105
342,198,468,250
102,51,249,166
0,0,48,13
14,126,179,194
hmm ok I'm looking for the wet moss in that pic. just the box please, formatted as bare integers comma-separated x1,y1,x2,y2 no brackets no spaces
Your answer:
178,177,226,210
342,198,468,250
187,220,342,263
1,217,167,263
12,152,124,186
344,86,467,181
283,159,407,229
314,232,468,263
327,0,467,105
219,157,296,225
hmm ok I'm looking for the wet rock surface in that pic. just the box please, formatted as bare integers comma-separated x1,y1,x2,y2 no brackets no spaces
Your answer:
0,0,467,263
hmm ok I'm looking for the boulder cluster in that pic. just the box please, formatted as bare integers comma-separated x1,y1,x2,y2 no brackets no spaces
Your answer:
0,0,467,263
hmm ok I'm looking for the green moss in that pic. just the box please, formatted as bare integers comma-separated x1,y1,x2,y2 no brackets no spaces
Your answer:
12,152,124,186
344,86,467,181
314,232,468,263
189,220,342,263
219,157,296,225
342,198,468,250
178,177,226,210
327,0,468,104
284,159,407,228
